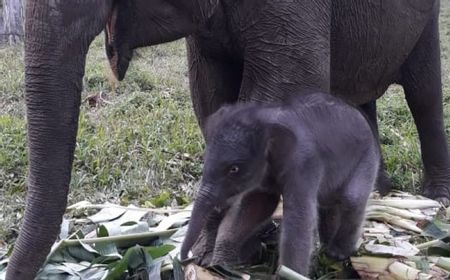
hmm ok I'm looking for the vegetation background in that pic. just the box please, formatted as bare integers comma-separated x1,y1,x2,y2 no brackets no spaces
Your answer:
0,2,449,245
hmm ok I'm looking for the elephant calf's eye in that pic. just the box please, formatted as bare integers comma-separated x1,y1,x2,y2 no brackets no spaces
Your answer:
229,165,240,175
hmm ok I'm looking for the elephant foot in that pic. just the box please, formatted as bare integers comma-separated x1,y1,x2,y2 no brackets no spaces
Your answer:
423,182,450,206
375,169,393,196
191,241,214,267
190,210,225,267
324,246,352,262
210,255,239,268
211,241,241,267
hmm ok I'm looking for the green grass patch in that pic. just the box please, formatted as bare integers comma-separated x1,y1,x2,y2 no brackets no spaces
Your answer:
0,37,203,243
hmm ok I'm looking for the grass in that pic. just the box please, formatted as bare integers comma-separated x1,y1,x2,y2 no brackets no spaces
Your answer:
0,2,449,244
0,39,204,241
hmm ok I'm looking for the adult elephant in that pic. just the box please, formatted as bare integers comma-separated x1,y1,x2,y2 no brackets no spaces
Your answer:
7,0,449,279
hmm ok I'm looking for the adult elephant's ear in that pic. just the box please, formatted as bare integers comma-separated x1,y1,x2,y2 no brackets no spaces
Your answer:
105,0,134,81
188,0,220,24
105,0,218,81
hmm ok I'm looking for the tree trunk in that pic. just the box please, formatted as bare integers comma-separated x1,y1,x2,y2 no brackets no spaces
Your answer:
2,0,24,44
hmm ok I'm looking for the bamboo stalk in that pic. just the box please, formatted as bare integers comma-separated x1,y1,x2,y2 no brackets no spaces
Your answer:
67,202,191,214
63,229,178,246
184,264,225,280
366,205,428,220
366,213,422,233
436,257,450,272
416,239,441,250
388,261,422,280
276,266,311,280
369,199,441,209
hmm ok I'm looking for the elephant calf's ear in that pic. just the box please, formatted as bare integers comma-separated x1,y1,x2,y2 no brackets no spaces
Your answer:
204,105,233,142
265,124,297,163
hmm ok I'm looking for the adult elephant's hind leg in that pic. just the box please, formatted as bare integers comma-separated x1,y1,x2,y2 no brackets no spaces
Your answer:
400,9,450,205
186,37,242,135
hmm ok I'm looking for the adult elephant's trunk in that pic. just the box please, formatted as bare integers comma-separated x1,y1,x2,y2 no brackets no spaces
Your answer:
181,185,219,260
6,2,112,279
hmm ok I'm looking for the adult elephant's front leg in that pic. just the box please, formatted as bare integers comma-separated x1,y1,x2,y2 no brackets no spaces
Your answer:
186,37,242,135
360,101,393,195
6,2,113,280
401,8,450,205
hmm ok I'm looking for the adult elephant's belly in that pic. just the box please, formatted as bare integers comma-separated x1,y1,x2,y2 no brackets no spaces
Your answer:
329,0,437,105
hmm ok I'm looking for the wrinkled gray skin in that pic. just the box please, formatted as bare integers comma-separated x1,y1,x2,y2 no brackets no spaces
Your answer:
181,92,380,275
188,207,269,267
9,0,449,279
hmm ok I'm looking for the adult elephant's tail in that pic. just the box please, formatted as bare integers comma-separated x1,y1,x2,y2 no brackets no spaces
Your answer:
6,2,113,279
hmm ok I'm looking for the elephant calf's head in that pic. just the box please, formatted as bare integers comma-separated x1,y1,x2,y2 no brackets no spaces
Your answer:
202,105,270,202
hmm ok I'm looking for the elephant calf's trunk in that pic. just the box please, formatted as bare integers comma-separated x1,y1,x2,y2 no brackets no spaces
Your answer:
181,190,217,260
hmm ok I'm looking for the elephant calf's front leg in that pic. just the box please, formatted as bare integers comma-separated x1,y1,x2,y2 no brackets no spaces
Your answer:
191,208,225,266
280,197,317,276
211,191,280,266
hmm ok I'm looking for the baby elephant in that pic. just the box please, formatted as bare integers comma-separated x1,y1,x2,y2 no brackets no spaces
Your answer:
181,92,380,275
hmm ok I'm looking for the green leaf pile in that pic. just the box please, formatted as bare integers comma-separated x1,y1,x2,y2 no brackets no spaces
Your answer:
0,202,190,280
1,191,450,279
